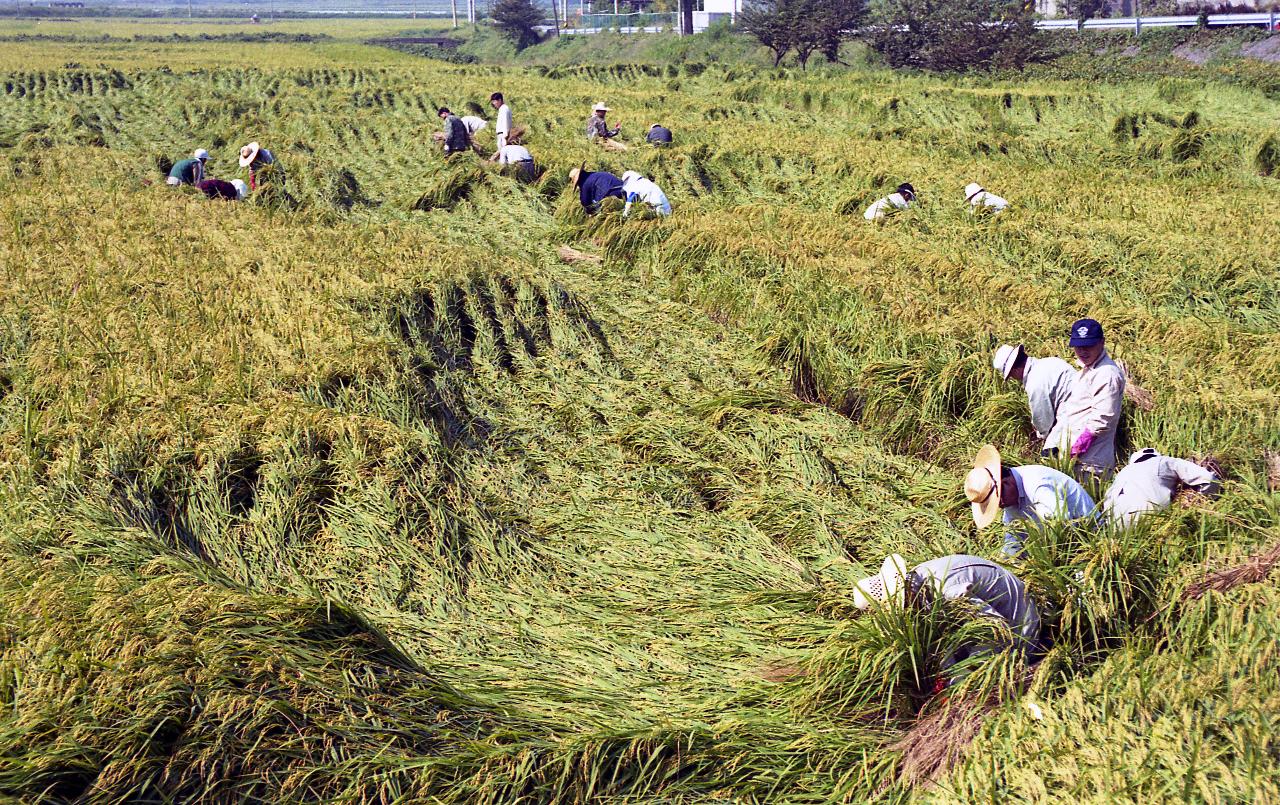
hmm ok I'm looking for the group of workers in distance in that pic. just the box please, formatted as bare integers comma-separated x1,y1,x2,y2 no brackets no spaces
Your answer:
850,317,1221,687
165,141,279,201
864,180,1009,220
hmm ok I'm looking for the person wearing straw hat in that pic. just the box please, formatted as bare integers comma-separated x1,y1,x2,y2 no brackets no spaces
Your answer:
568,164,625,213
964,182,1008,214
646,123,673,146
965,444,1098,558
853,553,1041,680
621,170,671,217
1051,317,1126,480
166,148,209,187
863,182,915,221
993,344,1074,450
585,102,622,143
197,177,249,201
1103,448,1221,529
238,142,279,190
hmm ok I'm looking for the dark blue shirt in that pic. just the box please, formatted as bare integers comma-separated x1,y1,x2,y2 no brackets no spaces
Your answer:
647,125,673,145
578,171,625,210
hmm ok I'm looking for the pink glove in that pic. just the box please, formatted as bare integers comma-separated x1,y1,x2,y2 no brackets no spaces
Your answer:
1070,429,1095,458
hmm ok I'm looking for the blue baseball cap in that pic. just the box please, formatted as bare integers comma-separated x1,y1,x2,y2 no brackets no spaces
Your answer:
1068,318,1104,347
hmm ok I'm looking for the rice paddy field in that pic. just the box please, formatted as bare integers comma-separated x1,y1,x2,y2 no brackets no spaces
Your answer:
0,18,1278,803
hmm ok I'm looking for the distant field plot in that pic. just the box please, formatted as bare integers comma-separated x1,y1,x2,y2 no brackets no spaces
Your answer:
0,25,1277,803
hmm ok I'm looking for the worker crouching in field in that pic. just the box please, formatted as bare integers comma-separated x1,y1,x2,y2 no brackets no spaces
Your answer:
167,148,209,186
853,553,1041,684
864,182,915,220
993,344,1074,455
1104,448,1221,528
239,142,282,189
568,165,624,213
964,182,1008,213
646,123,673,146
491,142,536,182
966,444,1098,558
197,178,248,201
586,102,625,150
621,171,671,217
435,109,472,156
1051,318,1126,481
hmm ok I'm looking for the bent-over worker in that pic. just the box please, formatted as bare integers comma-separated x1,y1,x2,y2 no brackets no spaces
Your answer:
238,142,280,189
1104,448,1221,528
993,344,1074,450
167,148,209,187
436,108,471,155
966,444,1098,557
864,183,915,220
621,170,671,217
568,165,625,213
646,123,673,146
492,142,536,181
197,177,248,201
964,182,1008,213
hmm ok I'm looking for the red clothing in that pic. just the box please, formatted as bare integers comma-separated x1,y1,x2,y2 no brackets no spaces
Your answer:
198,179,239,201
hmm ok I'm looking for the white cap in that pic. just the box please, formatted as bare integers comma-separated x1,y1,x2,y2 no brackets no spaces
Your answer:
231,179,249,200
592,102,610,112
194,148,210,161
992,344,1024,380
1128,447,1160,465
964,182,983,201
852,554,910,611
621,170,641,182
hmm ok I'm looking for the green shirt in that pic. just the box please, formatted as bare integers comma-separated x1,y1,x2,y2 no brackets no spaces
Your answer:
168,158,203,185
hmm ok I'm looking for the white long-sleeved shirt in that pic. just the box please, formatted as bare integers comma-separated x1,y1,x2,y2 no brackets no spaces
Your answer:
1104,456,1219,527
621,171,671,216
1003,464,1098,533
911,555,1040,647
461,116,487,136
864,192,912,221
495,144,532,165
968,190,1009,213
495,103,512,148
1021,356,1074,441
1050,350,1126,473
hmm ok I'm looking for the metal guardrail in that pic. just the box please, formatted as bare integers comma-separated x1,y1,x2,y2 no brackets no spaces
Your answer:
1036,11,1279,32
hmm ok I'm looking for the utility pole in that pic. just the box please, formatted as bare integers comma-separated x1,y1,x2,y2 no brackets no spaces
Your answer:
188,0,193,18
452,0,459,27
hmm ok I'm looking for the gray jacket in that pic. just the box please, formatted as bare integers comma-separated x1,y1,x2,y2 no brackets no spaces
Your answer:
910,555,1040,648
1104,453,1219,527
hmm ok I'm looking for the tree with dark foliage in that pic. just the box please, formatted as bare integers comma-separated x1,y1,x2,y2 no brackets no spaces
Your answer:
741,0,867,69
865,0,1043,72
492,0,543,51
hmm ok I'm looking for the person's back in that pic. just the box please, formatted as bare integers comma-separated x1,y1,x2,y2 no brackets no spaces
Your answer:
461,115,487,137
864,188,914,221
647,124,672,146
1104,450,1219,527
912,555,1040,646
198,178,239,200
442,114,470,154
1024,355,1074,444
168,158,203,186
577,170,625,210
496,144,535,180
621,171,670,216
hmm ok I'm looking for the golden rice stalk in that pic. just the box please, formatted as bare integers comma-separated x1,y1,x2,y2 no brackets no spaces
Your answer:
558,245,602,265
1183,541,1280,601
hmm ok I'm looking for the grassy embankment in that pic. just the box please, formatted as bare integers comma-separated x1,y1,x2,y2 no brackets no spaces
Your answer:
0,19,1277,802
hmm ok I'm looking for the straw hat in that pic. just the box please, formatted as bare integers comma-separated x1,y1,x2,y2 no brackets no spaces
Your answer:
568,162,586,189
964,182,984,201
592,102,610,113
852,554,910,611
964,444,1003,529
193,148,210,161
238,142,262,168
231,179,249,200
992,344,1025,381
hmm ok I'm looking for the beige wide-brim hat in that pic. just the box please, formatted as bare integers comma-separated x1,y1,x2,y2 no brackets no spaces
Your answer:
992,344,1024,380
239,142,261,168
592,102,610,113
965,444,1003,529
852,554,910,611
568,162,585,189
964,182,984,201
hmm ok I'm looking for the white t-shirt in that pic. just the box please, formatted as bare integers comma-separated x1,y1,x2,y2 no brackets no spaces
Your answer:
968,190,1009,213
864,192,912,220
461,116,487,136
496,103,512,147
496,144,532,164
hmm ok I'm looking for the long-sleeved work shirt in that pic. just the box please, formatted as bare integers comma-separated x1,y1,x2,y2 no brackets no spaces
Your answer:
586,114,620,140
441,115,470,154
1104,456,1219,527
968,190,1009,213
1002,464,1098,555
461,116,488,136
864,192,912,220
621,171,671,217
168,158,204,186
910,555,1041,648
1051,350,1126,474
577,170,625,211
495,103,512,148
647,125,673,145
1022,356,1075,442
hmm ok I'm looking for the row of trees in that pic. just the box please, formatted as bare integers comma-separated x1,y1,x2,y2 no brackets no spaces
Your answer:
741,0,1044,71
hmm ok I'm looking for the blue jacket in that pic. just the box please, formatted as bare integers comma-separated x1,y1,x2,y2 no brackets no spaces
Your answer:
577,171,625,211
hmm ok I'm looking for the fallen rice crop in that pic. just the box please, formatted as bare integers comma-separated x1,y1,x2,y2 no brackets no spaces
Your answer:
0,18,1276,803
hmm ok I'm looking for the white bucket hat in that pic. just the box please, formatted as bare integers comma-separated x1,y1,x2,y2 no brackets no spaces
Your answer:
238,142,262,168
231,179,249,200
852,554,910,611
964,182,984,201
193,148,210,161
992,344,1024,380
592,102,610,113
